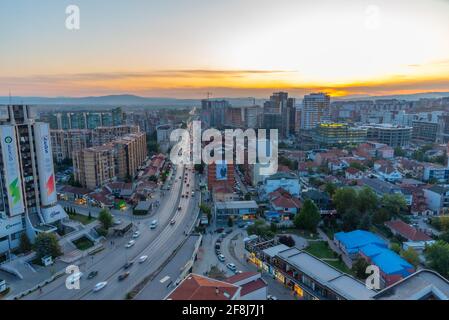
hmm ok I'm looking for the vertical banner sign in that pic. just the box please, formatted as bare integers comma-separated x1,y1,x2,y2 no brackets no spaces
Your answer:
0,125,25,216
215,160,228,181
34,123,57,206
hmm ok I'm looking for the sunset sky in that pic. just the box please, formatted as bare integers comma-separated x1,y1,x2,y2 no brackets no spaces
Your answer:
1,0,449,98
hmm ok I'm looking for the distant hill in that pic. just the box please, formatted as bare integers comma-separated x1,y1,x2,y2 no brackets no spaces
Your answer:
1,92,449,106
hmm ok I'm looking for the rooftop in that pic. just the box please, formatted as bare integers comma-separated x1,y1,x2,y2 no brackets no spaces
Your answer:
215,200,258,210
334,230,387,255
374,269,449,300
385,220,432,242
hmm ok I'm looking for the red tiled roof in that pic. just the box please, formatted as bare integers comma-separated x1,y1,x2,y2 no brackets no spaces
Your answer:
385,220,432,242
226,271,258,284
240,279,267,297
346,167,361,174
167,274,239,300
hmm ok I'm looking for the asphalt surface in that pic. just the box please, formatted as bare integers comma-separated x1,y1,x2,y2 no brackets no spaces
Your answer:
22,163,199,300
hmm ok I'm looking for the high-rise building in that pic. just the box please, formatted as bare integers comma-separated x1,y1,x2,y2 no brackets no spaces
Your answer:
313,122,368,146
0,105,67,261
48,107,124,130
301,93,331,130
201,100,230,129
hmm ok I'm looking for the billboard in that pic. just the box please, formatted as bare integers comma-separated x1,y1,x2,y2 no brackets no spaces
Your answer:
41,204,68,224
215,160,228,181
0,125,25,216
34,123,57,206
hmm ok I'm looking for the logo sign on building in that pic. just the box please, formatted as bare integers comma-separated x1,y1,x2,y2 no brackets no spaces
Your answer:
215,160,228,181
0,125,25,216
34,123,57,206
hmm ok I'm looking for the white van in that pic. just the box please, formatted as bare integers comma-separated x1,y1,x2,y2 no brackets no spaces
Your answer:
150,220,158,229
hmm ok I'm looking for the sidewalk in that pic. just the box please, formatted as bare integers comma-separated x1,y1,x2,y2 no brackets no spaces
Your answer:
317,228,352,268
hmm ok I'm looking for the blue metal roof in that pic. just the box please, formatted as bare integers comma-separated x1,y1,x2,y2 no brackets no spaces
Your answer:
334,230,387,254
360,244,413,276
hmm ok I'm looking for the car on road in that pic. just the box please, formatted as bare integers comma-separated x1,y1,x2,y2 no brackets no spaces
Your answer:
225,229,233,234
215,228,224,233
170,219,176,225
87,271,98,279
178,206,182,211
67,272,83,284
150,220,158,229
132,231,141,238
118,272,130,281
267,295,278,300
123,261,134,269
93,281,108,292
125,240,136,248
216,238,223,244
138,255,148,263
226,263,237,272
218,254,225,262
181,195,185,198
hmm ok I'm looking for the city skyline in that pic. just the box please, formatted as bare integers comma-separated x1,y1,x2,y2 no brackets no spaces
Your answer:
1,0,449,98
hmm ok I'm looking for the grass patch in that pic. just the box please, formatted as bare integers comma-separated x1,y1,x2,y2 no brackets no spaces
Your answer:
68,213,95,225
305,241,338,259
280,228,320,240
72,236,94,251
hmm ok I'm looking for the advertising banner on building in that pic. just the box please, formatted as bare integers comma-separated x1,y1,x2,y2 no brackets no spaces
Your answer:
34,123,57,206
0,214,24,238
41,204,68,224
215,160,228,181
0,125,25,216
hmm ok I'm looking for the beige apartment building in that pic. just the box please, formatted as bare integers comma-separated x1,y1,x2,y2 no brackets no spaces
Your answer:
73,132,147,189
51,125,139,162
73,144,116,189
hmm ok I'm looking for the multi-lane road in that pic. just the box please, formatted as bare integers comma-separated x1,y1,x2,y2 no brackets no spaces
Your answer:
23,162,199,300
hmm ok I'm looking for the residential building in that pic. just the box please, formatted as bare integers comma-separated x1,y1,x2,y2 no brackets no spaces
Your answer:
412,120,438,142
301,93,331,130
156,124,173,153
384,220,432,242
165,272,267,300
422,163,449,183
267,188,302,216
0,105,68,261
73,144,116,190
263,172,300,197
207,160,235,191
423,185,449,214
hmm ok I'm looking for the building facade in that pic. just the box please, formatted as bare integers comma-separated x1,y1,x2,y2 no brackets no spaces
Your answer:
0,105,67,261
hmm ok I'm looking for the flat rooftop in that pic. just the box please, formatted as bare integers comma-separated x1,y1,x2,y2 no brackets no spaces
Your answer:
215,200,258,210
374,269,449,300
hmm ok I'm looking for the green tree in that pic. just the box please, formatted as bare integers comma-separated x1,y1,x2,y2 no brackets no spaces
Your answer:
381,193,407,217
98,209,114,230
341,207,360,231
19,233,32,253
394,147,406,157
349,162,365,171
34,233,62,259
333,188,358,215
439,231,449,242
372,208,391,225
324,182,337,197
294,199,321,232
390,242,401,254
270,222,277,233
244,193,252,201
357,187,378,214
352,257,370,279
401,247,420,267
425,241,449,278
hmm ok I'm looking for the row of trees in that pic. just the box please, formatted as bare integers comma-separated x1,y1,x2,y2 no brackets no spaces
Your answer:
332,187,407,231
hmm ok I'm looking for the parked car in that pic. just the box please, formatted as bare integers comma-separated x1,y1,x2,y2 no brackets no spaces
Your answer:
113,219,122,226
93,281,108,292
132,231,141,238
226,263,237,272
218,254,225,262
267,295,278,300
87,271,98,279
150,220,158,229
125,240,136,248
118,272,130,281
